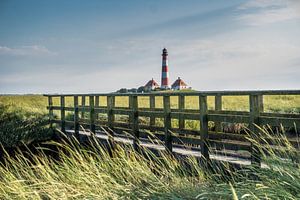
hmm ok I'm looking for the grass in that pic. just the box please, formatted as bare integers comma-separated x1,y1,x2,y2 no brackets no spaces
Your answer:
0,129,299,199
0,94,300,199
1,94,300,146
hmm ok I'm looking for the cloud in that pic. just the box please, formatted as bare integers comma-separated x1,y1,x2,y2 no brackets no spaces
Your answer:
0,45,56,56
237,0,300,26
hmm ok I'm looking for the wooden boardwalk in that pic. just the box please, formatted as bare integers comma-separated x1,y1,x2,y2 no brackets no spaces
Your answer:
44,90,300,167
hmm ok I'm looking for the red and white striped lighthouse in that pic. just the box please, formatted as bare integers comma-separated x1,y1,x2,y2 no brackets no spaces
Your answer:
161,48,170,89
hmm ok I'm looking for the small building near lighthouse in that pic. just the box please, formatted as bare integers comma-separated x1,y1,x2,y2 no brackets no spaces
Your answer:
144,78,159,92
171,77,188,90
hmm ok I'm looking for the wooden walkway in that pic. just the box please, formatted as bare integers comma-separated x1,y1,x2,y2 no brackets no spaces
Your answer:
44,90,300,167
65,129,255,166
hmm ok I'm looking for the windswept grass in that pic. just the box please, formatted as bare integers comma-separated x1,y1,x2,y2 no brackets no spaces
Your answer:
0,129,299,199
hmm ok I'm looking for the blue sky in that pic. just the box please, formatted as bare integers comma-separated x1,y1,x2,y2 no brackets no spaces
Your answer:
0,0,300,93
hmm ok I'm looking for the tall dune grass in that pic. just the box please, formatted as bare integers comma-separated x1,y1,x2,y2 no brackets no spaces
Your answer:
0,128,299,199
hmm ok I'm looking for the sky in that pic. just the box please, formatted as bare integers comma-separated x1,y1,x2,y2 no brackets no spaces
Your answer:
0,0,300,94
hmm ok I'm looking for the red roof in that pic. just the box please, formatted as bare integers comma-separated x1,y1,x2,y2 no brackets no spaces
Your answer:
145,78,159,87
171,77,188,87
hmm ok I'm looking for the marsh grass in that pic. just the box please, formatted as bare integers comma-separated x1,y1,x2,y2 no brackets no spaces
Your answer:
0,94,300,199
0,127,299,199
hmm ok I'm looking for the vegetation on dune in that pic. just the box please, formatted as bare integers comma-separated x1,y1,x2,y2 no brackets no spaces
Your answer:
0,94,299,199
0,129,299,199
0,104,52,147
1,94,300,147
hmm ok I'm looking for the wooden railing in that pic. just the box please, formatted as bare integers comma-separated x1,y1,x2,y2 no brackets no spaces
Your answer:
44,90,300,166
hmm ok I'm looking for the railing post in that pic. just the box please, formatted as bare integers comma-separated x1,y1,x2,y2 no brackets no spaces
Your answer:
48,96,53,129
164,95,172,152
215,94,222,132
107,95,115,138
95,96,99,120
89,95,96,134
60,96,65,133
249,94,262,166
199,95,209,160
178,95,185,130
81,95,86,119
258,95,264,112
74,96,79,139
130,95,139,150
149,95,155,130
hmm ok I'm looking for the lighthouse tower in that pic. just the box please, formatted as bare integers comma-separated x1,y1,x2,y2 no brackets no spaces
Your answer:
161,48,170,89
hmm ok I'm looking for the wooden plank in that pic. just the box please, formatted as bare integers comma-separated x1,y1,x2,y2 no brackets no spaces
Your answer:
207,114,249,123
89,96,96,134
259,116,300,128
130,95,139,149
81,95,86,119
74,96,79,138
150,95,156,129
249,94,262,166
178,95,185,130
258,95,264,112
215,94,222,132
48,96,54,130
95,96,99,120
209,140,251,151
199,95,209,160
164,95,172,152
208,110,249,115
106,95,115,150
139,110,165,118
208,132,247,141
107,96,114,129
43,90,300,98
60,96,65,133
111,108,131,115
170,112,199,120
172,135,201,145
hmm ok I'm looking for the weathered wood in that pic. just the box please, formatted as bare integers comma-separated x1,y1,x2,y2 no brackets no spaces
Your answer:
107,96,114,129
215,94,222,132
89,96,96,134
178,95,185,130
258,95,264,112
207,114,249,123
43,89,300,97
60,96,65,133
199,95,209,160
130,95,139,150
149,95,156,129
95,96,99,120
106,95,115,150
48,96,53,129
44,91,300,167
249,94,262,166
81,95,86,119
74,96,79,138
164,95,172,152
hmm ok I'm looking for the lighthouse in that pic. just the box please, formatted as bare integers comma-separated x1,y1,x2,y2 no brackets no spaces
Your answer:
161,48,170,89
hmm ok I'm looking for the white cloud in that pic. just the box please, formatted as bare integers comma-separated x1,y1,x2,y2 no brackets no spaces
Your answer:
0,45,56,56
237,0,300,26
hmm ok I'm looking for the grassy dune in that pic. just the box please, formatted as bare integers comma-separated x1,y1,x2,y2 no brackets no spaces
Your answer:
1,94,300,146
0,94,300,199
0,130,299,199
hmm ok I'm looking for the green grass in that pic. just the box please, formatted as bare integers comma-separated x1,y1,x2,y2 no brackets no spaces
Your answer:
0,129,299,199
0,94,300,199
1,94,300,146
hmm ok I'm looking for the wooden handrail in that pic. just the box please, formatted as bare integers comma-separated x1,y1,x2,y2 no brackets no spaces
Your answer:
45,90,300,167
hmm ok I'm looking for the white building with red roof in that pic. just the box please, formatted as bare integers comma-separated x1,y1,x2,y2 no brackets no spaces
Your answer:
171,77,188,90
144,78,159,92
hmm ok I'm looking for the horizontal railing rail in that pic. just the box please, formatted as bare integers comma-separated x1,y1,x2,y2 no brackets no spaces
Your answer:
44,90,300,166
